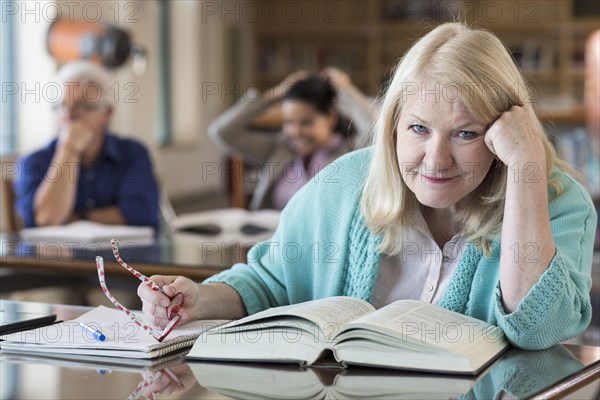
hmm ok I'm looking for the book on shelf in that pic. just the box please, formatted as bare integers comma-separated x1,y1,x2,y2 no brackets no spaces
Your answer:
189,361,476,400
0,305,227,363
257,41,360,78
558,127,600,198
187,296,509,375
381,0,462,22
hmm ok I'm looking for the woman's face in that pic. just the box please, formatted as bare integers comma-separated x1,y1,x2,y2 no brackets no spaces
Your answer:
282,101,335,156
395,82,495,211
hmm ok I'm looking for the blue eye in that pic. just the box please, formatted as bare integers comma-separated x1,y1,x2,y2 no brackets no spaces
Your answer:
410,124,428,134
457,131,479,140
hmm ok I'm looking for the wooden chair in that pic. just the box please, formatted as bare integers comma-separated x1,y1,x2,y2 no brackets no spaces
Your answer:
1,157,20,233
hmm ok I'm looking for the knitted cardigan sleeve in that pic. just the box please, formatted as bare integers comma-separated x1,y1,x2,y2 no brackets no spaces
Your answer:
492,170,597,349
203,149,372,315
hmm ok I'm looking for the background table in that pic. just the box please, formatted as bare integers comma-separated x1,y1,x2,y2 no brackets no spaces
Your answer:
0,230,249,280
0,230,253,308
0,230,256,307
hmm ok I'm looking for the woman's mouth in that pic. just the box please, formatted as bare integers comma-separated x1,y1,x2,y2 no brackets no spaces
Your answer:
423,175,458,184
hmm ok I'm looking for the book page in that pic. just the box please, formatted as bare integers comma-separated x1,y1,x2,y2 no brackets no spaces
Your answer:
220,297,375,341
339,300,502,351
171,208,280,246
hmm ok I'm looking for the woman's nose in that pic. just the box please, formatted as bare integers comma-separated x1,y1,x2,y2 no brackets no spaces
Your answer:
285,124,300,137
424,136,453,171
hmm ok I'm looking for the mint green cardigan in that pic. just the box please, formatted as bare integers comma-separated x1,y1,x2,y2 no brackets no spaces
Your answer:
205,148,597,350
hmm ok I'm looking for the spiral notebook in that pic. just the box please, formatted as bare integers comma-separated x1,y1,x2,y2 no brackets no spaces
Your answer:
0,306,227,360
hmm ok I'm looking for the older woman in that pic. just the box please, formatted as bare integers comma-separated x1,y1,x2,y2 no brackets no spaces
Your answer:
139,23,596,349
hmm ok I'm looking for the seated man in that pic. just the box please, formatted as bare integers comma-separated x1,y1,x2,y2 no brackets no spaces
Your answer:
13,61,159,230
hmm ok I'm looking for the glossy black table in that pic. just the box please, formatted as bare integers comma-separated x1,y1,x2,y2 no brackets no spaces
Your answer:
1,300,599,400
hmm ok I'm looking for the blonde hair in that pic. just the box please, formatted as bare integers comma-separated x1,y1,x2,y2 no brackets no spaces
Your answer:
361,22,575,256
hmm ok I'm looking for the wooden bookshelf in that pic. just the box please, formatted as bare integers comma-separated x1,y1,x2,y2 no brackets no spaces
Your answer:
246,0,599,124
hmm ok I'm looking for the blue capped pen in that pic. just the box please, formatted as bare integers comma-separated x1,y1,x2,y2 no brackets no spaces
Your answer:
80,322,106,341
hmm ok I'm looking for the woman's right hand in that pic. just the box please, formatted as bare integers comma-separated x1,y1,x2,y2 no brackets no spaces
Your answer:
138,275,201,328
268,70,309,102
136,365,197,399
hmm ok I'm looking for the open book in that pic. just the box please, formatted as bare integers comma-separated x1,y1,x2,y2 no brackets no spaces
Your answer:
188,297,509,375
1,306,227,362
189,362,476,400
168,208,280,245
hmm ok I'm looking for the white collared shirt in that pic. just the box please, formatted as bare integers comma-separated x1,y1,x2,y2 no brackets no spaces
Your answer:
370,213,467,309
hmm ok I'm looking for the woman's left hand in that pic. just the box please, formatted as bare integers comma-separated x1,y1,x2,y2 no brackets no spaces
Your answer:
320,67,352,89
489,105,556,313
484,105,547,166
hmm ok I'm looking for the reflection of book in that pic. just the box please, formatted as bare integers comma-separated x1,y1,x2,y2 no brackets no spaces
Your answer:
19,221,154,247
0,349,186,370
1,306,227,362
188,297,508,375
190,362,475,400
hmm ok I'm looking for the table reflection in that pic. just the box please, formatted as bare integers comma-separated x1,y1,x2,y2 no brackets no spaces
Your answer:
0,353,216,400
185,345,599,400
461,345,597,399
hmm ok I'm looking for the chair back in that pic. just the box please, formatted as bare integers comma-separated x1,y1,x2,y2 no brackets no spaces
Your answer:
1,157,20,232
